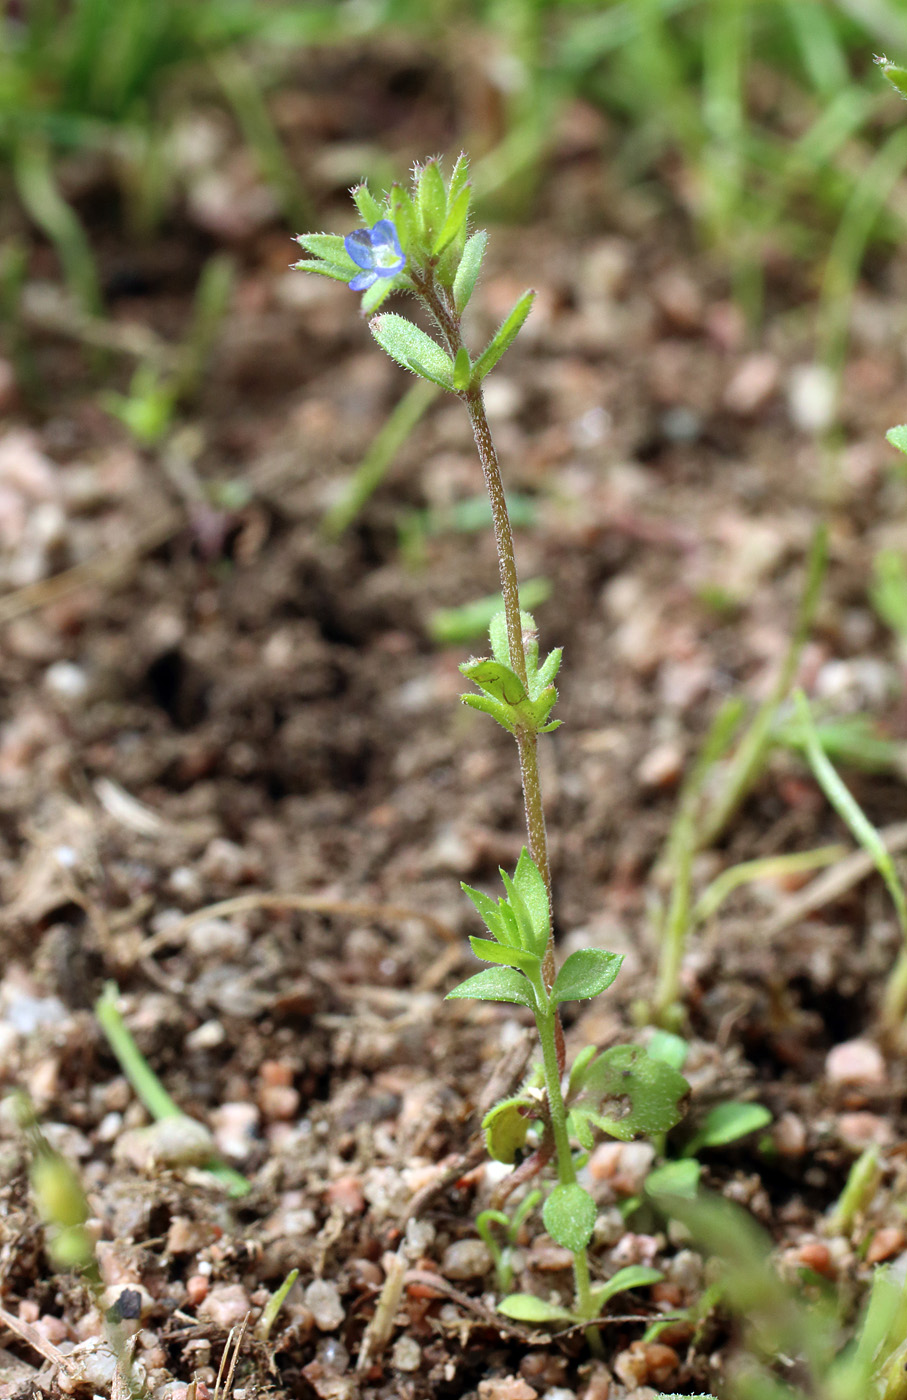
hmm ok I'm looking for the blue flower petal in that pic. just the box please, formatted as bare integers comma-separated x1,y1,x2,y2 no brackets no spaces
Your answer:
344,229,377,270
371,219,401,251
349,269,378,291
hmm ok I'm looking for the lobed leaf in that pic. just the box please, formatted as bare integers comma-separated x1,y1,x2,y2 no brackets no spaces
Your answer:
543,1182,597,1253
552,949,624,1005
445,966,534,1008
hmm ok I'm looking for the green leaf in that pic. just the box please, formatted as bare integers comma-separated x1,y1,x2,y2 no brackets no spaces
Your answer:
646,1030,689,1072
683,1102,772,1157
543,1183,597,1253
512,849,550,958
497,1294,573,1323
295,232,356,268
459,658,527,705
877,57,907,102
447,152,470,206
369,313,454,390
445,966,534,1008
590,1265,663,1311
536,646,563,691
469,936,540,974
416,159,447,242
472,290,535,383
482,1096,533,1164
577,1045,689,1140
292,259,354,283
461,882,509,944
360,277,399,315
434,183,471,256
887,423,907,456
453,345,472,392
500,868,536,951
350,183,384,226
461,693,517,735
453,229,487,314
389,183,418,251
552,949,624,1005
645,1158,701,1200
567,1044,598,1098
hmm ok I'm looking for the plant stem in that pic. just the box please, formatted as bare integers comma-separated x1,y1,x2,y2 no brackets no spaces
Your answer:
533,989,601,1354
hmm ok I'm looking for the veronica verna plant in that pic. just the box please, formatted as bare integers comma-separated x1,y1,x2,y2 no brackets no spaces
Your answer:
293,157,689,1351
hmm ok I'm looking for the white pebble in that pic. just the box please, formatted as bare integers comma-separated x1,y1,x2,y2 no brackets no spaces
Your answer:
44,661,89,704
787,363,836,434
441,1239,493,1280
391,1335,422,1372
304,1279,345,1331
186,918,250,961
825,1038,886,1086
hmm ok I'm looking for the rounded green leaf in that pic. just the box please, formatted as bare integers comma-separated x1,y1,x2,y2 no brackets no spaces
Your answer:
482,1097,533,1165
552,949,624,1005
369,313,453,391
543,1183,597,1253
645,1158,701,1201
590,1265,663,1311
887,424,907,456
497,1294,573,1323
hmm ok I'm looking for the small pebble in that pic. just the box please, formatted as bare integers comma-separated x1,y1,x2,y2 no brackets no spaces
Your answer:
186,1275,209,1307
478,1378,538,1400
787,362,836,434
722,352,779,416
304,1279,344,1331
441,1238,493,1280
210,1101,260,1161
796,1241,834,1278
577,1362,611,1400
198,1284,251,1330
44,661,89,705
391,1335,421,1372
325,1176,366,1215
825,1039,885,1087
836,1112,894,1151
637,741,683,790
867,1227,906,1264
613,1341,678,1388
772,1112,807,1159
258,1084,300,1121
187,919,250,961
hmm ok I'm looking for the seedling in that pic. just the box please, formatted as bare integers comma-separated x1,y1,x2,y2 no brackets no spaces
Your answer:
476,1189,542,1293
293,156,689,1349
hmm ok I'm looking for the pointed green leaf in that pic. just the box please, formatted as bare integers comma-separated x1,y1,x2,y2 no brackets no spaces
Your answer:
590,1266,664,1311
292,260,354,283
568,1107,596,1151
453,229,487,314
526,687,559,730
453,345,472,392
500,869,535,951
887,423,907,456
877,56,907,101
497,1294,573,1323
295,233,357,269
416,159,447,242
482,1096,534,1164
646,1158,701,1200
469,936,540,975
445,966,533,1008
369,314,453,390
389,183,418,251
461,882,509,944
350,183,384,226
448,152,470,205
360,277,400,315
543,1183,597,1253
512,849,550,958
433,183,471,256
473,289,535,383
536,647,563,691
461,693,517,734
552,949,624,1005
683,1102,772,1157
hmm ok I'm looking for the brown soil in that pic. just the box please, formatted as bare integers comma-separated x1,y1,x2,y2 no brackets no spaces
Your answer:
2,39,907,1400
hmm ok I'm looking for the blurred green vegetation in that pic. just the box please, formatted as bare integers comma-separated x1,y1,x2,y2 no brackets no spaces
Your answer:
2,0,907,336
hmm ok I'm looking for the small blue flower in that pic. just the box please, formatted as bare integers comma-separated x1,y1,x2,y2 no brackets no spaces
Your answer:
344,219,406,291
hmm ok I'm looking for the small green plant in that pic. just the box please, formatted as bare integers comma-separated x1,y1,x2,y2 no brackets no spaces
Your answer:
476,1189,542,1294
293,155,689,1349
